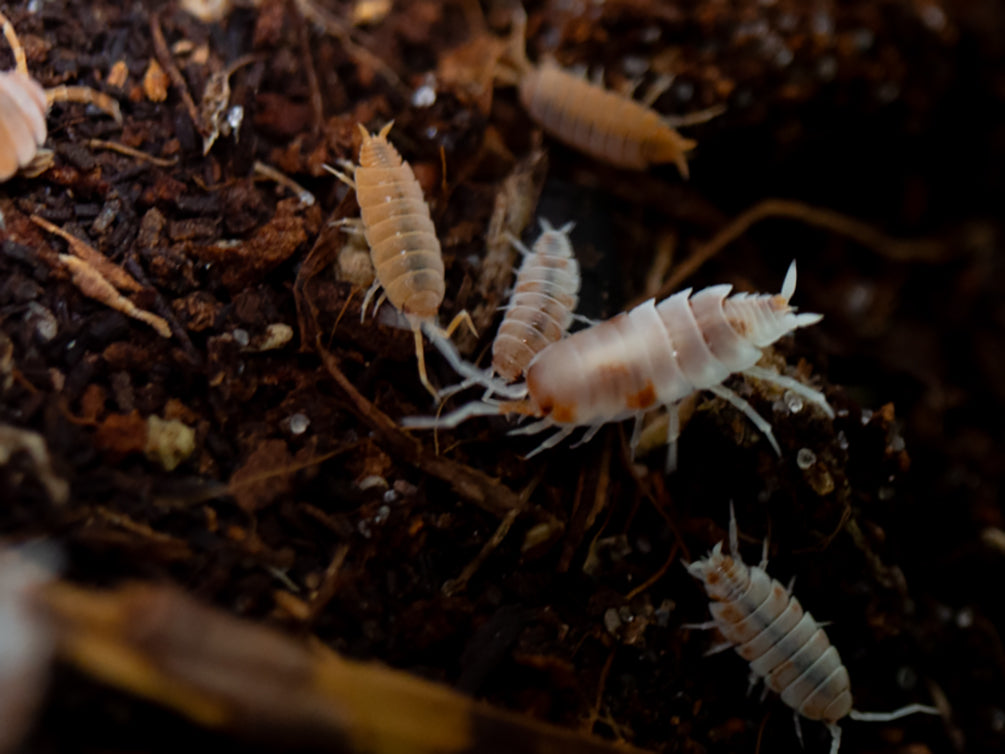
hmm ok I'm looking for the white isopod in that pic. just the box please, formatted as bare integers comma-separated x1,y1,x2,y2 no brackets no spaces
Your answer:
685,505,939,754
406,261,832,471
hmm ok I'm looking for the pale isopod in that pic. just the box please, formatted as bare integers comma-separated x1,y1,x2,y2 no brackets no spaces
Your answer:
405,261,832,472
499,10,720,177
0,10,121,183
685,505,939,754
1,12,46,182
440,218,580,401
326,122,480,398
493,219,579,382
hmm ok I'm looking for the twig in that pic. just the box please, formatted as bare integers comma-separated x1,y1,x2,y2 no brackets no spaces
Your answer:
88,138,177,166
150,9,203,135
315,336,527,519
293,0,408,97
254,160,316,206
651,198,950,302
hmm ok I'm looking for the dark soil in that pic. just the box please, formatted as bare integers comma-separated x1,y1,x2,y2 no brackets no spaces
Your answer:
2,1,1003,753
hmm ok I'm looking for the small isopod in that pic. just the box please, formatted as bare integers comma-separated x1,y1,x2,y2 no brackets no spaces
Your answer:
493,218,580,382
685,505,939,754
0,10,121,183
405,261,832,472
498,9,721,177
326,122,483,398
441,218,580,401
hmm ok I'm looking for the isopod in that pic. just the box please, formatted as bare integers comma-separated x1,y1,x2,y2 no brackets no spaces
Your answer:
685,505,939,754
441,218,580,400
325,122,481,398
405,261,833,472
0,10,121,183
498,9,720,177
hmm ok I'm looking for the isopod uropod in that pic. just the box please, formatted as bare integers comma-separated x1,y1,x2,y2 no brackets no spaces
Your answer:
685,506,939,754
405,261,833,472
326,122,480,398
497,9,720,177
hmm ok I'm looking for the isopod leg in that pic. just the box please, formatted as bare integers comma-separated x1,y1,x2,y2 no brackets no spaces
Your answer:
442,309,478,339
742,365,835,419
508,418,554,437
420,320,526,400
570,422,605,448
1,11,28,75
663,103,728,129
322,163,357,190
505,232,534,257
523,426,577,459
360,280,381,323
413,327,438,399
664,403,681,474
826,722,842,754
848,704,939,722
707,384,781,456
727,501,740,555
400,399,503,430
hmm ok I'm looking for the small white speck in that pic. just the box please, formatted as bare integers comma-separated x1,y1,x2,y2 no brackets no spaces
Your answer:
374,504,391,524
225,105,244,136
674,80,694,102
622,55,649,77
412,84,436,108
784,391,804,414
860,408,873,425
836,430,849,450
382,489,399,504
817,56,838,81
890,434,906,452
877,81,900,104
774,46,794,67
232,328,250,347
956,607,974,629
991,708,1005,732
287,413,310,435
851,29,874,51
425,126,438,139
357,475,388,491
604,608,622,633
920,4,947,31
796,448,816,470
811,11,834,37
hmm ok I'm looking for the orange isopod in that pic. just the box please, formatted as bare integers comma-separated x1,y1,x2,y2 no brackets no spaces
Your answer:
327,122,479,398
499,10,720,177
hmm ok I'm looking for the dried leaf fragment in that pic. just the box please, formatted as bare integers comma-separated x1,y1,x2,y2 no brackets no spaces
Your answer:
143,58,170,102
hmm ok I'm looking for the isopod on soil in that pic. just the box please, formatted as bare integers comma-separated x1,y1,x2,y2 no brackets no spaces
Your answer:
685,505,939,754
440,218,581,401
325,122,482,398
405,261,833,472
0,10,121,183
497,8,722,177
